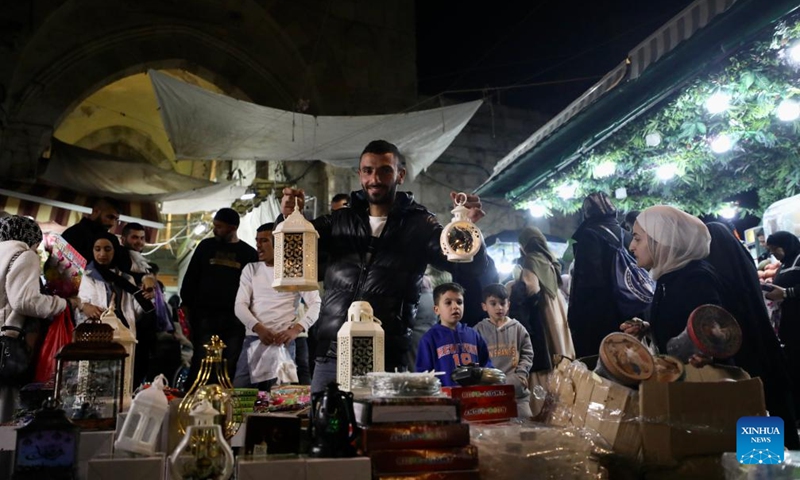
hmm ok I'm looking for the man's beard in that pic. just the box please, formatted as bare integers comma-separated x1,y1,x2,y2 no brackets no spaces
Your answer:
365,184,396,205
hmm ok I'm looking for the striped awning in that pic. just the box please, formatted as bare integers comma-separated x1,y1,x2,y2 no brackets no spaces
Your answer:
0,183,162,242
479,0,740,197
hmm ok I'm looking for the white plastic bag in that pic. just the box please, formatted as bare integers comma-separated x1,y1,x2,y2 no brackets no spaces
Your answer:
276,345,298,385
247,342,298,385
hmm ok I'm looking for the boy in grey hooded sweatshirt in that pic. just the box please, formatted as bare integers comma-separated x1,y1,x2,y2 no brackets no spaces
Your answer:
475,284,534,418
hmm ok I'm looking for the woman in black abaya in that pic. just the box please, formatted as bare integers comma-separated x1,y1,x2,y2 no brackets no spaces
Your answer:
707,223,798,445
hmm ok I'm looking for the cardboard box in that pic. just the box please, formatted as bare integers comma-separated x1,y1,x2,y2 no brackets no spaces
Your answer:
306,456,371,480
442,385,517,422
79,431,115,480
370,446,479,474
362,423,470,451
88,453,165,480
643,454,725,480
237,456,306,480
639,377,766,465
583,373,640,458
570,367,596,428
683,364,751,383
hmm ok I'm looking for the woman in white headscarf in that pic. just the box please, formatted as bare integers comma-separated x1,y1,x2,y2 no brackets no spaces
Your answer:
625,205,719,353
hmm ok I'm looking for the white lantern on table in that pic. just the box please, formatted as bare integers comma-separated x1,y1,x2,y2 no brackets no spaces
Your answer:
114,374,169,455
337,301,385,391
440,192,483,263
272,204,320,292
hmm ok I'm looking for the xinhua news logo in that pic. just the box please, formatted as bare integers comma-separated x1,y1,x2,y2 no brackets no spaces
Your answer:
737,416,784,464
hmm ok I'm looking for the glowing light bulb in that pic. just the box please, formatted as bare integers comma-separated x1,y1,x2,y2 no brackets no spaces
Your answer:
593,161,616,178
645,132,662,147
528,203,547,218
655,164,678,181
556,183,578,200
777,100,800,122
240,191,256,200
789,44,800,64
710,134,733,154
719,206,737,219
193,224,207,236
705,92,730,114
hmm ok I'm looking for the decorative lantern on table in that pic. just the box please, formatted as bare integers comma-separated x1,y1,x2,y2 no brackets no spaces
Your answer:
100,304,137,411
337,301,385,391
272,204,319,292
114,374,169,456
55,318,127,430
169,399,234,480
13,399,79,480
177,336,236,438
440,192,483,263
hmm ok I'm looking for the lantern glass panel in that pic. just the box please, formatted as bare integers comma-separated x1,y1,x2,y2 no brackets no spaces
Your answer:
351,337,375,376
57,359,123,423
446,224,477,255
283,233,304,278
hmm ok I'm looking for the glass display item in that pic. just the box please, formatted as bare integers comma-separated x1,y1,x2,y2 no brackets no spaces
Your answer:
272,204,319,291
100,303,137,411
440,192,483,263
178,336,237,438
55,318,127,430
114,374,169,456
594,332,655,387
667,304,743,363
337,301,385,391
169,399,234,480
13,398,79,480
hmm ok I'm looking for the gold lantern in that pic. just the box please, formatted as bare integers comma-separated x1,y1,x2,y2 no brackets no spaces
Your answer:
337,301,385,391
55,319,127,430
440,192,483,263
177,336,237,438
272,204,319,292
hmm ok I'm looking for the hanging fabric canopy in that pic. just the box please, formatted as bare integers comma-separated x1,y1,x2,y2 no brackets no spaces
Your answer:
150,70,482,181
41,139,215,201
159,181,247,215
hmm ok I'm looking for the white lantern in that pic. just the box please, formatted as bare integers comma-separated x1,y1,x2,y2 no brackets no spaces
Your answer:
337,301,385,391
114,374,169,455
169,399,234,480
272,204,320,292
440,192,482,263
100,304,137,411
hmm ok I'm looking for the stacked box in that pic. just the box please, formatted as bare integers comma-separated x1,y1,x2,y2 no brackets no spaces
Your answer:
442,385,517,423
358,397,478,478
232,388,259,423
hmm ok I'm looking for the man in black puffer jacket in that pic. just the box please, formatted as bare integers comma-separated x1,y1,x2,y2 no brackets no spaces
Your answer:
282,140,494,393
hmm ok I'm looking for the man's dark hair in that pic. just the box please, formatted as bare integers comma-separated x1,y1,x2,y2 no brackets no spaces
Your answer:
149,262,160,275
433,282,465,305
360,140,405,168
122,222,145,237
481,283,509,303
332,193,350,204
257,222,275,233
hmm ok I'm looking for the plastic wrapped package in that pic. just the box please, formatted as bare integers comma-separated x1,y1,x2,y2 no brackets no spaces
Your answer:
722,451,800,479
470,420,612,480
367,371,442,397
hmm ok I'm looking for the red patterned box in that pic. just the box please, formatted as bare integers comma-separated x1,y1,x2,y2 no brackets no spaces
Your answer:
376,471,481,480
369,446,478,474
442,385,517,422
362,423,470,452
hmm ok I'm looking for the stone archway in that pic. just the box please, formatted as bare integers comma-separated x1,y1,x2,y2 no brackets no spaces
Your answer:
0,0,328,180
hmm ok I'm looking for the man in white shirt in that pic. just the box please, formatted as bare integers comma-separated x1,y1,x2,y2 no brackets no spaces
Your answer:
233,222,321,389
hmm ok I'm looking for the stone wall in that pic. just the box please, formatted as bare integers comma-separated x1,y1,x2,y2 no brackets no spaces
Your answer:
0,0,416,179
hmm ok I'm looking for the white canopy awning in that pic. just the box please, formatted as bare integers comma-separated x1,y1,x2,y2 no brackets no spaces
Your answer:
150,70,482,181
42,139,215,200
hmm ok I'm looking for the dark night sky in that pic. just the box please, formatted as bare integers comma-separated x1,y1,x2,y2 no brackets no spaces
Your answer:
416,0,698,116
